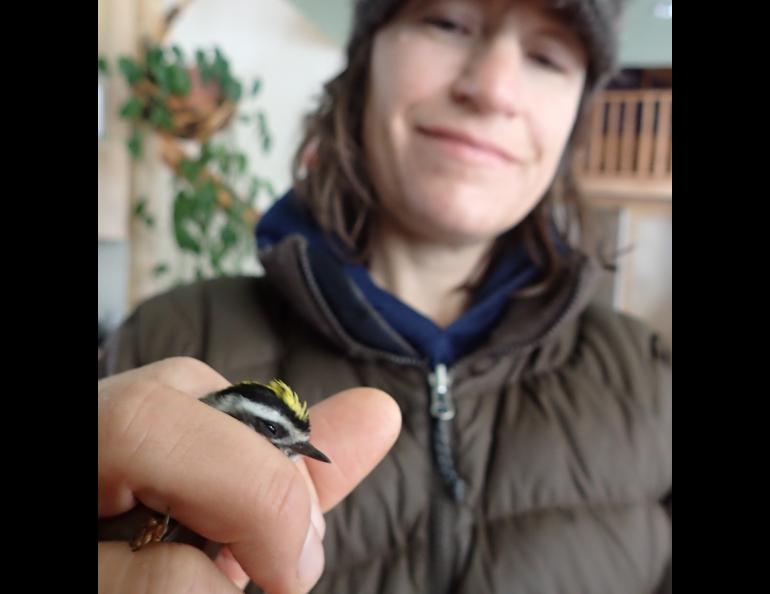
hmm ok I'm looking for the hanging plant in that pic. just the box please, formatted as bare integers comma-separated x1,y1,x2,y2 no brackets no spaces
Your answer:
100,19,274,282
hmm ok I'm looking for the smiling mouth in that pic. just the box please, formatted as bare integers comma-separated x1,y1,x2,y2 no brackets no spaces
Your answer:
415,125,518,165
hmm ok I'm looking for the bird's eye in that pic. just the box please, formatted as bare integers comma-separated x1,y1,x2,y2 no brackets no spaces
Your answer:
264,422,277,435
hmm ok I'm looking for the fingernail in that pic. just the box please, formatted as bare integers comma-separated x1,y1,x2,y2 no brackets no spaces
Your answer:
310,500,326,540
214,546,250,590
292,457,326,540
297,523,324,588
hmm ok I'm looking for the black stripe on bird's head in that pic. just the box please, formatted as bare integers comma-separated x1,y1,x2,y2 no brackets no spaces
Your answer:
212,380,310,432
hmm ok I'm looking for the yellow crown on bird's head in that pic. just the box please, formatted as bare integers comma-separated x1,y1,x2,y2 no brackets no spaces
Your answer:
266,379,309,422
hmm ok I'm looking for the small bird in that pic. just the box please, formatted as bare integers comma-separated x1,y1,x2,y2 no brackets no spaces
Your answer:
199,379,330,463
124,379,330,553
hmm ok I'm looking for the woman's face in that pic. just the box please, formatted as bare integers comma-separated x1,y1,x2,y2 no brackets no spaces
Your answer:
363,0,587,247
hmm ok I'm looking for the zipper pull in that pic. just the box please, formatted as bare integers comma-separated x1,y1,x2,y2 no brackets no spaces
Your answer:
429,363,455,420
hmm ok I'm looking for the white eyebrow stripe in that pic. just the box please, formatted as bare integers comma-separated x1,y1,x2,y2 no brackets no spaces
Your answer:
216,395,307,444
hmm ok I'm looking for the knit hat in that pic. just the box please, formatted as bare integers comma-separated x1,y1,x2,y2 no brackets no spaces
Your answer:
346,0,625,91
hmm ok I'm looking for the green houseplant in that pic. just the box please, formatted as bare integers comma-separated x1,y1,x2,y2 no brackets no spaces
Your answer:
100,40,274,281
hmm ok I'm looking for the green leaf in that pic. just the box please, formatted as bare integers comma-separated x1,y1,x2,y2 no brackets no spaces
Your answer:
200,63,213,85
169,65,191,96
263,180,276,198
127,128,143,159
220,223,238,248
133,198,147,217
200,142,213,164
98,56,110,75
212,143,228,162
153,65,172,93
212,48,231,85
256,112,267,129
195,50,213,84
256,111,272,153
199,179,218,210
133,198,155,228
214,47,228,71
119,97,144,120
224,79,242,103
232,200,247,220
219,154,231,176
250,79,261,97
173,194,202,254
117,56,143,85
188,180,217,231
180,158,201,182
147,46,164,71
247,178,260,202
210,244,227,275
236,153,247,174
174,189,190,216
146,47,170,91
153,263,170,277
172,45,184,62
149,103,173,130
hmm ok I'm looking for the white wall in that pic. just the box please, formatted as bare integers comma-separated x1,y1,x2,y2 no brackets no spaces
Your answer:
164,0,344,200
99,240,129,329
616,202,673,346
621,207,672,347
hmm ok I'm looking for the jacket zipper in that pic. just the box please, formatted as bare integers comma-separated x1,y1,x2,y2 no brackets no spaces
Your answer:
428,362,465,594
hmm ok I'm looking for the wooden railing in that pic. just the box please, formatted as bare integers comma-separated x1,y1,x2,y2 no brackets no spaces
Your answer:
573,89,672,199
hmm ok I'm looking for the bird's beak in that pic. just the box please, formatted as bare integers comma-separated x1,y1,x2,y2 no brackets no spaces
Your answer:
290,440,331,463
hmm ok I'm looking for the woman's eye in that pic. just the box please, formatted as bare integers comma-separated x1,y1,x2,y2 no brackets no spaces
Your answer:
530,53,564,73
424,17,469,35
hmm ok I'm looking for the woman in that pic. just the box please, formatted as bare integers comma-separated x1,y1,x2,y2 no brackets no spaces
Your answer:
99,1,672,592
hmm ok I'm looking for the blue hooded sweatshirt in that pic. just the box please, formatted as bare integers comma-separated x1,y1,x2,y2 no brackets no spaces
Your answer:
256,191,543,368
